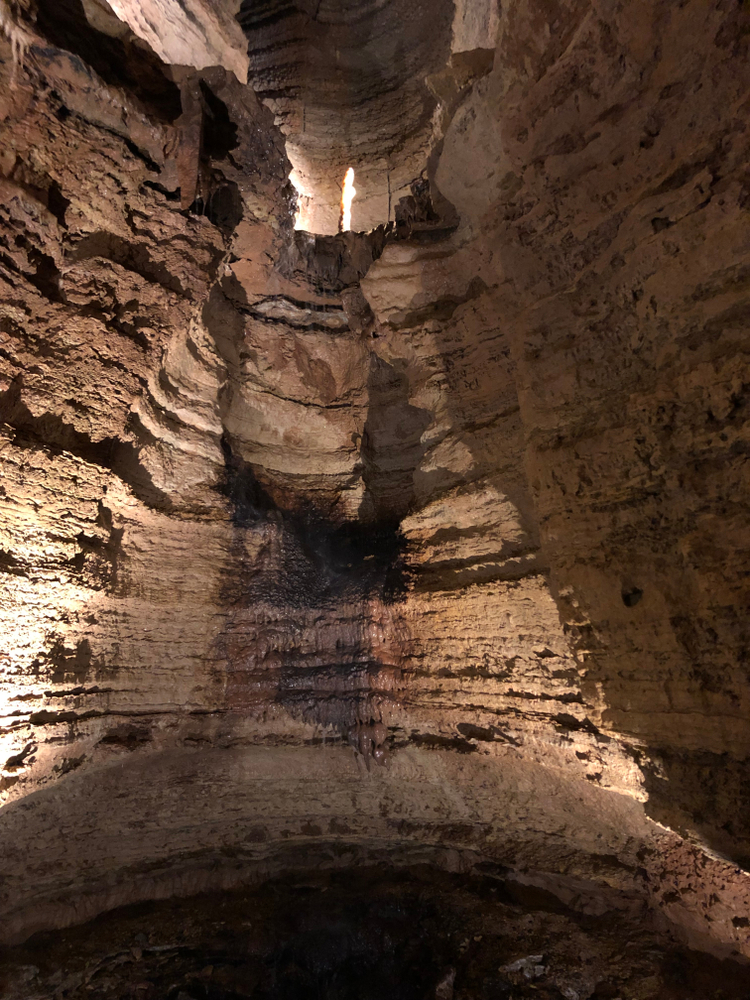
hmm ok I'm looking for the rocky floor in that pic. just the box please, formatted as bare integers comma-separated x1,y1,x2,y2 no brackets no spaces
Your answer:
3,867,750,1000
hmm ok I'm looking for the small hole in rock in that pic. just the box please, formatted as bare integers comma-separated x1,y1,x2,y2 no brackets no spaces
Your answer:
622,586,643,608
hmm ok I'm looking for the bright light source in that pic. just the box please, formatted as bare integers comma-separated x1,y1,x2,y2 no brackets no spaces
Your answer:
340,167,356,232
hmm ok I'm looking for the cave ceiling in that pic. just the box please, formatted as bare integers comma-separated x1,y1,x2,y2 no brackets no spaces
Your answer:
1,0,750,997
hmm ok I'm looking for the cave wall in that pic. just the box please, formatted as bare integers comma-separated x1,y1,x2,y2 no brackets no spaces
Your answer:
435,0,750,862
1,0,750,985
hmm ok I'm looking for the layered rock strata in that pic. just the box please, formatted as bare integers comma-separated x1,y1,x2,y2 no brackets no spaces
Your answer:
0,0,750,995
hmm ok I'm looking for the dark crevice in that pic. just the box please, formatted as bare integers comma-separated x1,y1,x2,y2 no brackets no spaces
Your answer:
199,81,240,160
141,180,181,202
191,180,244,237
47,180,71,227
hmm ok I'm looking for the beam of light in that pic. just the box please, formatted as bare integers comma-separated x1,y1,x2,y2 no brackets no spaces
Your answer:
340,167,356,232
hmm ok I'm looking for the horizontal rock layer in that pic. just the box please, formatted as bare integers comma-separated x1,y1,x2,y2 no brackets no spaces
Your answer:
1,0,750,994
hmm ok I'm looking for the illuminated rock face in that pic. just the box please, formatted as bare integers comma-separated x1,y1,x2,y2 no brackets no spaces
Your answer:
1,0,750,996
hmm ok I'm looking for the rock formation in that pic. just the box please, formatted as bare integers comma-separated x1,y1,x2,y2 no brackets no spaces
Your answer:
1,0,750,997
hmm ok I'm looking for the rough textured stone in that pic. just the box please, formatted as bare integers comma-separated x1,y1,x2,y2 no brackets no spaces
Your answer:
1,0,750,996
93,0,249,82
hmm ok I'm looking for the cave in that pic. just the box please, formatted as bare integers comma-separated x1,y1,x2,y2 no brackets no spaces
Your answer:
1,0,750,997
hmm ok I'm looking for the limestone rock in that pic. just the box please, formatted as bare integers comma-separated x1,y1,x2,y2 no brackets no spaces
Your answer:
1,0,750,996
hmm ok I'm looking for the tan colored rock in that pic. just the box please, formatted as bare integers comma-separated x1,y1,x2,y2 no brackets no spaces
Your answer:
104,0,249,82
1,1,750,994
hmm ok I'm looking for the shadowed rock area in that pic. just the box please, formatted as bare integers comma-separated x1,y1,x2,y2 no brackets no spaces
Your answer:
5,866,750,1000
1,0,750,996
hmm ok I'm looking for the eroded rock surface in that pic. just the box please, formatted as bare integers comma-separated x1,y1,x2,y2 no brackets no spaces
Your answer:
1,0,750,996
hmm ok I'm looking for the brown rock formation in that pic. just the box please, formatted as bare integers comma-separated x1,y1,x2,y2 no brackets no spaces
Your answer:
1,0,750,997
